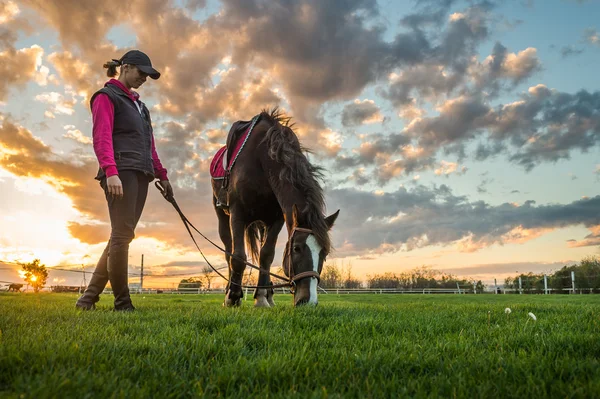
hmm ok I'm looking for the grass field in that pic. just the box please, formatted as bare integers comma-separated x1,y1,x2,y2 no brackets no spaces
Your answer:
0,292,599,398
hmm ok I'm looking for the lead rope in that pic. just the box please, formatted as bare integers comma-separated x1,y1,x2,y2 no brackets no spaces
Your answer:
155,182,294,290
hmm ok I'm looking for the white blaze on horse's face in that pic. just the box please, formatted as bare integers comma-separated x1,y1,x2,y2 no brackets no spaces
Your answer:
305,235,322,305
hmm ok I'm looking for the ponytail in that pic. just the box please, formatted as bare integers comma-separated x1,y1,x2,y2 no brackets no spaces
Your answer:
103,59,122,78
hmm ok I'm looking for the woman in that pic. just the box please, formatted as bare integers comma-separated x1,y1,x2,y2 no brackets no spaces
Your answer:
76,50,173,311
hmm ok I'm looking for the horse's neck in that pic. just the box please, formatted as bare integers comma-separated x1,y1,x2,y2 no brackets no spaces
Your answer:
275,184,309,231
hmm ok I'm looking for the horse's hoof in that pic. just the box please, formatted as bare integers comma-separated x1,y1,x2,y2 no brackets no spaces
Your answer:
267,289,275,307
223,290,242,307
223,298,241,307
254,296,271,308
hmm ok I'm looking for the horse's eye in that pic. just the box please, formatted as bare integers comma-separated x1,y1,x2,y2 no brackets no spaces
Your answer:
293,245,301,253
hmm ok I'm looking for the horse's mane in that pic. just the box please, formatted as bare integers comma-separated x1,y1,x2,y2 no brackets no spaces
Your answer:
259,108,331,254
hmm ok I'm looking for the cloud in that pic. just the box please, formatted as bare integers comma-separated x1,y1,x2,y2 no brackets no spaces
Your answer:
383,64,462,110
15,0,524,136
5,0,598,263
341,99,384,127
19,0,122,51
559,45,584,58
0,1,20,24
339,84,600,184
434,160,467,176
326,185,600,256
567,225,600,247
67,222,109,245
35,91,76,115
584,28,599,46
0,45,44,101
469,43,541,95
62,127,92,145
0,115,223,253
439,260,576,277
476,175,494,194
47,49,115,103
0,115,102,219
217,0,437,124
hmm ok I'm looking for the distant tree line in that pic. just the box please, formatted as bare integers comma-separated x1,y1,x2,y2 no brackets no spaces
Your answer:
366,266,484,292
320,262,484,292
504,256,600,293
320,260,361,289
177,277,203,291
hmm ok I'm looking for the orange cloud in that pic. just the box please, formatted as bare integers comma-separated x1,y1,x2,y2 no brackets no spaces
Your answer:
0,45,43,100
567,225,600,248
0,115,222,252
67,222,109,245
457,226,554,253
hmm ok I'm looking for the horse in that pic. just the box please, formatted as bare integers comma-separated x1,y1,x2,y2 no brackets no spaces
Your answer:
8,283,23,292
210,109,339,307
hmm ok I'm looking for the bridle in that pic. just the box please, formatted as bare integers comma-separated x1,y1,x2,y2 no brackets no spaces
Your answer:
286,227,321,294
156,182,321,291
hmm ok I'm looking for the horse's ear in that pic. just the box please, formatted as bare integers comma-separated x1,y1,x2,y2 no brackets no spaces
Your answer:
292,204,299,227
325,209,340,230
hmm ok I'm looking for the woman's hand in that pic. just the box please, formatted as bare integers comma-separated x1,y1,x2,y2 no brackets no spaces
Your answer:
107,175,123,199
159,180,174,200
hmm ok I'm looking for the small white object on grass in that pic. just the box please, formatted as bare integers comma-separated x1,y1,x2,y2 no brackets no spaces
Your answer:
528,312,537,321
505,308,511,314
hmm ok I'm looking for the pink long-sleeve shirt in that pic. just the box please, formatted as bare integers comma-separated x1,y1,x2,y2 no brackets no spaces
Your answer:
92,79,168,181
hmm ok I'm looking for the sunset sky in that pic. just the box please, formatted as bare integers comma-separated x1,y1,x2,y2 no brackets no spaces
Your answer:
1,0,599,290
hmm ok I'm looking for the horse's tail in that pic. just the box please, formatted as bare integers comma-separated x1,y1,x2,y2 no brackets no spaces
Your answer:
245,221,266,264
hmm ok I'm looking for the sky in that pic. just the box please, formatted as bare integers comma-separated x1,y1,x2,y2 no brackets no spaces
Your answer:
1,0,599,290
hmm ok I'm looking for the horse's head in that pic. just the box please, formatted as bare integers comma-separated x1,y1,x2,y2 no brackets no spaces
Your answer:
283,205,339,306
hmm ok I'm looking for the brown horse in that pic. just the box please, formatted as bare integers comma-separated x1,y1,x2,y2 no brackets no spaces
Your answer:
8,283,23,292
211,109,339,307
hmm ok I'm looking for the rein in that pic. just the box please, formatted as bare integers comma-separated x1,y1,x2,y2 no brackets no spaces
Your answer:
155,182,317,291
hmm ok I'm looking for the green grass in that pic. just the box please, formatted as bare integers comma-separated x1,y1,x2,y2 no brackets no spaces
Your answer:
0,293,599,398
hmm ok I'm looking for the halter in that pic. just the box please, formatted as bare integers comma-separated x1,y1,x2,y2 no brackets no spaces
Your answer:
287,227,321,293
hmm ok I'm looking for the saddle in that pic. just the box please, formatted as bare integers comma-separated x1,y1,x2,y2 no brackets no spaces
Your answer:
210,115,260,209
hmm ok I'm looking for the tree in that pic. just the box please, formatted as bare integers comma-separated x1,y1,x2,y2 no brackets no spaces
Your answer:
320,260,341,288
475,280,485,293
368,272,400,289
19,259,48,293
341,261,362,288
178,277,202,292
243,268,258,286
201,265,215,290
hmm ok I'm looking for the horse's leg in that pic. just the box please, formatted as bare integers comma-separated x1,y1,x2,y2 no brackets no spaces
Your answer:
213,198,234,305
223,210,246,307
254,218,284,308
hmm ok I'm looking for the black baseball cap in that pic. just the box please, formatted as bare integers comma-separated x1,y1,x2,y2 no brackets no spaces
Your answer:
120,50,161,80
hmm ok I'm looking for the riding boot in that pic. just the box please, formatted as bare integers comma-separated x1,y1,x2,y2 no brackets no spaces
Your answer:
75,245,110,310
108,250,135,311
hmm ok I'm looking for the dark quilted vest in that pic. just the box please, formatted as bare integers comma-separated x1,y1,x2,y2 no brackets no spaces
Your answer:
90,84,154,181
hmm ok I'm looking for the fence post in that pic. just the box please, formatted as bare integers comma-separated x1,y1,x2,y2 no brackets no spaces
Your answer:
140,254,144,293
456,282,461,294
571,271,575,294
518,276,522,294
494,278,498,294
544,275,548,295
